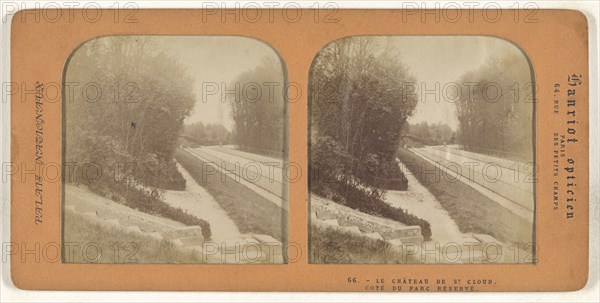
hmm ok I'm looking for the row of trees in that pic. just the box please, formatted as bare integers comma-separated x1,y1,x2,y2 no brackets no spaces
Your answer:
406,121,455,146
455,53,534,161
65,36,195,190
310,37,418,195
183,122,231,146
228,57,285,156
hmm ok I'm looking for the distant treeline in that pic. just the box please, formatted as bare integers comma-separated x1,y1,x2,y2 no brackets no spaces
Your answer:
455,53,534,161
183,122,230,146
404,121,455,146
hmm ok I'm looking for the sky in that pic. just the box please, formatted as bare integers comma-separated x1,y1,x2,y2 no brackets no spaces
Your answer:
158,36,528,132
162,36,283,131
386,36,529,130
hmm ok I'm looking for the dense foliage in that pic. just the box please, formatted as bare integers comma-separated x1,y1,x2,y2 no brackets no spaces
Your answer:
183,122,231,146
65,37,211,235
310,37,418,195
406,122,455,146
108,183,212,240
455,53,534,161
228,57,285,155
65,36,194,190
309,37,431,239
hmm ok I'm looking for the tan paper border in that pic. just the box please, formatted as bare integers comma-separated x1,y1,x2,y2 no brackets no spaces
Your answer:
10,9,589,291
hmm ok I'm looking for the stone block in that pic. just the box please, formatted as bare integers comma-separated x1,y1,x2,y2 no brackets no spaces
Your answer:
473,234,499,244
315,210,337,220
170,238,184,247
253,234,283,260
397,235,424,245
179,236,204,247
310,212,318,223
322,219,339,227
173,225,203,239
103,218,120,226
148,232,164,240
365,232,384,241
342,226,361,234
125,225,142,234
388,238,404,247
82,211,98,218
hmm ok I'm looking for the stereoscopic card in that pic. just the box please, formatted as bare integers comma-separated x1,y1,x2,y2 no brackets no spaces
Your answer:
8,8,590,291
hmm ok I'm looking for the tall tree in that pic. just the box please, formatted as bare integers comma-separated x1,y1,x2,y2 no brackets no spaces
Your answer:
455,53,534,161
310,37,418,197
65,36,196,189
228,57,285,155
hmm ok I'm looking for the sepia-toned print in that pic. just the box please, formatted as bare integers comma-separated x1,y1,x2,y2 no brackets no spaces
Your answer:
62,36,288,264
309,36,535,264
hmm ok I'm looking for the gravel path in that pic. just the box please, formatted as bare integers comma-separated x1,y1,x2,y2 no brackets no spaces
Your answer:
162,162,242,242
385,162,468,244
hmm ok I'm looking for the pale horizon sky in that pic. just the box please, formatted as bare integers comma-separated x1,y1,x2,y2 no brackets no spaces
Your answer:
163,36,283,131
386,36,530,130
160,36,529,132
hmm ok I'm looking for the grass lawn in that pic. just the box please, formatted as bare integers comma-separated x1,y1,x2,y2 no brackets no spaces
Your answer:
309,225,421,264
396,148,534,244
174,148,287,243
62,212,199,264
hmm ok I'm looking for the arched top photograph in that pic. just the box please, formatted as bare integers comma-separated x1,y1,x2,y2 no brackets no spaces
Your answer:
308,36,535,265
62,36,288,264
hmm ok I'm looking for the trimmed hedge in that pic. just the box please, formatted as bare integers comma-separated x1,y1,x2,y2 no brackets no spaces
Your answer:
89,182,212,240
314,179,432,241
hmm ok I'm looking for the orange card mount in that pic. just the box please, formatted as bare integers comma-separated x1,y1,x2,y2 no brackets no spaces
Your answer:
8,8,589,291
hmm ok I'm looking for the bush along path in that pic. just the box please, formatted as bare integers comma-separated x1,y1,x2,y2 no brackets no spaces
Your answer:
161,162,242,242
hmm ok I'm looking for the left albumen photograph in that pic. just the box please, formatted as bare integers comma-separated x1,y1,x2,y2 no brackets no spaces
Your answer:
62,36,288,264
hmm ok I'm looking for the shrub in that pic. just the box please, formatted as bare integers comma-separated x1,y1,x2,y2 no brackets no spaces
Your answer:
310,225,422,264
314,179,432,241
88,181,212,240
136,155,187,191
374,159,408,191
